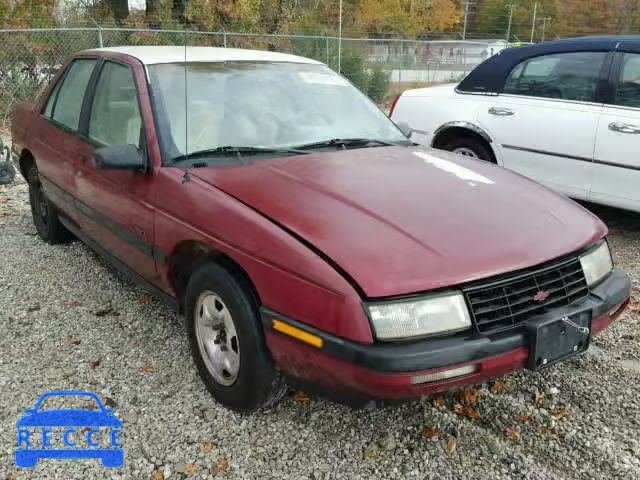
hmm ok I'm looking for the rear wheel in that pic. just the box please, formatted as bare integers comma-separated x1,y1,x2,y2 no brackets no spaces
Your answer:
185,262,287,411
26,164,73,244
442,136,495,163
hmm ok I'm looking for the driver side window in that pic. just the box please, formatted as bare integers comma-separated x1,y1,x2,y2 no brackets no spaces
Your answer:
89,61,142,148
503,52,607,102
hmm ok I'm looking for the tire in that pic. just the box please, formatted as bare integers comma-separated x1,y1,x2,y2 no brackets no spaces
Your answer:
26,164,73,244
442,136,495,163
184,262,287,411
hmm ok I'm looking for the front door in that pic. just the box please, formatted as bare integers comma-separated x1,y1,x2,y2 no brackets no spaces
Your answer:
477,51,609,200
591,48,640,211
74,59,157,281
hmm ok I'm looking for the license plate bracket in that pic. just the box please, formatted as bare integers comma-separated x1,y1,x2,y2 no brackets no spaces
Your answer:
525,310,591,371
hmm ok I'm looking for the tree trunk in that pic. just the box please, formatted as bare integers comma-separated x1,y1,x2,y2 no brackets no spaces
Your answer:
111,0,129,24
146,0,160,28
172,0,188,24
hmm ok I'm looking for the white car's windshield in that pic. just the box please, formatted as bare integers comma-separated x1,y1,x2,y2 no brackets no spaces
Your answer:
148,61,408,162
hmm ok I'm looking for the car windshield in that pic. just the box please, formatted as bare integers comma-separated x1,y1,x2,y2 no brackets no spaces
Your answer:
147,61,409,162
38,395,101,411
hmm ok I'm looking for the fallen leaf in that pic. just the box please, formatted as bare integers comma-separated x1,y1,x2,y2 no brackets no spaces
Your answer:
421,427,441,439
65,300,81,308
66,336,81,346
90,358,102,369
211,459,230,475
447,435,458,453
534,391,545,406
185,463,199,475
490,381,509,394
27,305,41,312
456,388,480,406
432,396,446,410
552,408,571,421
139,294,153,304
505,427,522,443
94,307,117,317
453,403,480,420
628,296,639,313
292,390,310,404
517,415,533,424
143,361,155,374
151,469,165,480
201,441,215,453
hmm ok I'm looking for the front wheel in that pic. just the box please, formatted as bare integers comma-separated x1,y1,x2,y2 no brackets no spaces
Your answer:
442,137,495,163
185,262,287,411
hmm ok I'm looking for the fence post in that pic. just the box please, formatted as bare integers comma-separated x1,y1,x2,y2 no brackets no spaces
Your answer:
325,34,329,66
97,26,104,48
223,31,227,48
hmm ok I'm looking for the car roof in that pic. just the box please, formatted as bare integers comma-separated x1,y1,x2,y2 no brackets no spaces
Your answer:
85,46,323,66
458,35,640,93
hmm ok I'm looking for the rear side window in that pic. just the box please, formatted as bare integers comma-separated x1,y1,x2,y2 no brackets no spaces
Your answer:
503,52,606,102
615,53,640,108
88,62,142,147
42,81,61,118
51,59,96,130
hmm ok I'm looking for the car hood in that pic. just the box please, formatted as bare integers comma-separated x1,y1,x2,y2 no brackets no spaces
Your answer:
191,146,606,298
16,410,122,427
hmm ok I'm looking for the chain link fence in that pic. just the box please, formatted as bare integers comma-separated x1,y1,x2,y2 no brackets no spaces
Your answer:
0,28,508,127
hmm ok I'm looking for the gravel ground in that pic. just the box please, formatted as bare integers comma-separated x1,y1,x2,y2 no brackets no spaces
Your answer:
0,181,639,480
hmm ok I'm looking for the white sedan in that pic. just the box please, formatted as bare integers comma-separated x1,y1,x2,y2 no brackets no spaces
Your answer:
390,35,640,213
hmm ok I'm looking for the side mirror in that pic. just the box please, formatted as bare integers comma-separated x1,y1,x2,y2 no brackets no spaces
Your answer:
395,121,413,139
24,408,36,414
94,144,145,171
104,408,115,415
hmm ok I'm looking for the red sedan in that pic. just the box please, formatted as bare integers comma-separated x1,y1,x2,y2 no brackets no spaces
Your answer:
11,46,631,411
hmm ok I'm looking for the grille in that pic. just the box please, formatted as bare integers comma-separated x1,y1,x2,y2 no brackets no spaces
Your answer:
463,257,589,334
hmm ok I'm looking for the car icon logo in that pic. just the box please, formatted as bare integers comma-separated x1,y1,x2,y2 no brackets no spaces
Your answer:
533,290,551,303
15,391,123,468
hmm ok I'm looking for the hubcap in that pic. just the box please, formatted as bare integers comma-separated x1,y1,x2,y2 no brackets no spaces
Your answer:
195,291,240,386
452,147,479,159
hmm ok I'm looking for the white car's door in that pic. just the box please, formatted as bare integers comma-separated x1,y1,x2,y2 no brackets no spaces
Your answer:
477,51,610,200
591,49,640,212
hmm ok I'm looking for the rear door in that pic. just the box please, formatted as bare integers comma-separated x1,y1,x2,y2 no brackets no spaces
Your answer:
591,44,640,211
32,58,97,222
74,59,158,281
477,51,610,200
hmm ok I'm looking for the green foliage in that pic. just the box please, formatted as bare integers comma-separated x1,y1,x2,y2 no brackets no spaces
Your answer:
366,65,391,103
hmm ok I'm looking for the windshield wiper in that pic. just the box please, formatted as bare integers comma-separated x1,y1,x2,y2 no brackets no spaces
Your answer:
171,145,309,164
292,138,406,151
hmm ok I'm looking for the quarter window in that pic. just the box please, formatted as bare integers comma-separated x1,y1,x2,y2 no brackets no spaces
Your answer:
615,53,640,108
88,61,142,147
51,59,96,130
503,52,606,102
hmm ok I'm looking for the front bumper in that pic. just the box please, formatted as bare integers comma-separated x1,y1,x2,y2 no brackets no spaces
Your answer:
263,269,631,399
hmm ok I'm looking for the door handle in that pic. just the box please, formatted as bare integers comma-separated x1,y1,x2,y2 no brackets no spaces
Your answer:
608,122,640,134
488,107,515,116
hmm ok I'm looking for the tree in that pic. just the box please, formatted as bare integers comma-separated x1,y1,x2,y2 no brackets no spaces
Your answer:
356,0,463,39
552,0,640,37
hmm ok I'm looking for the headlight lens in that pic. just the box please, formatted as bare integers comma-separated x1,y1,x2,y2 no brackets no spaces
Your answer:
579,241,613,287
368,292,471,340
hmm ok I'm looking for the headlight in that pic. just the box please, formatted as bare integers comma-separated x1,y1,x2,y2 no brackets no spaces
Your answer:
368,292,471,340
579,241,613,287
